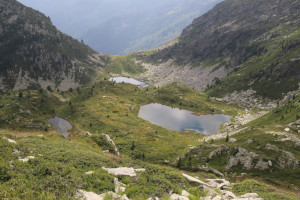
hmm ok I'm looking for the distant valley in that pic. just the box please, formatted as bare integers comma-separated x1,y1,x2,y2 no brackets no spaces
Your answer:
18,0,223,55
0,0,300,199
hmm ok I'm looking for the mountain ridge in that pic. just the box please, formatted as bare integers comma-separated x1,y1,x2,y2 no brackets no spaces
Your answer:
0,0,108,91
137,0,300,100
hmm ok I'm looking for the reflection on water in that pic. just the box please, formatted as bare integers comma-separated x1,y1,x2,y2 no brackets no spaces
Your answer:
138,103,231,135
48,116,72,138
109,77,148,87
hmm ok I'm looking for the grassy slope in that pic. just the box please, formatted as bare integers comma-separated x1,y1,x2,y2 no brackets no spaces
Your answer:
0,82,239,163
207,28,300,100
178,92,300,194
0,83,299,199
56,81,239,163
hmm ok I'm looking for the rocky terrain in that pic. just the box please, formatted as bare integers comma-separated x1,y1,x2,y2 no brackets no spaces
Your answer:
0,0,300,199
135,0,300,101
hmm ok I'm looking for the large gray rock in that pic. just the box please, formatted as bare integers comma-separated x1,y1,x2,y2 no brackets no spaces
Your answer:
228,138,237,143
278,150,299,169
181,190,190,197
212,195,222,200
199,185,217,197
225,146,271,170
225,147,259,170
222,190,237,199
206,179,230,189
209,145,230,159
265,144,299,169
102,167,145,177
170,194,189,200
77,190,103,200
102,133,120,156
254,159,269,170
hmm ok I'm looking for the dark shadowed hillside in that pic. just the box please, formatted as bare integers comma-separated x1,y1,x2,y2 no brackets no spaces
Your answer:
0,0,108,91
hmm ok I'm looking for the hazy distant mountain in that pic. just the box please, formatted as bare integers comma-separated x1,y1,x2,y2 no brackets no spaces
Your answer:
17,0,223,55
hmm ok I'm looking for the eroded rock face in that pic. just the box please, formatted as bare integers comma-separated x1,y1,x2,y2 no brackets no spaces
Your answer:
225,147,270,170
209,145,230,159
278,151,299,169
265,144,299,169
101,133,120,156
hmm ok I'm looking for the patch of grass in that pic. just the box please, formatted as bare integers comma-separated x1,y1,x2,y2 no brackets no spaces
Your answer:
233,179,298,200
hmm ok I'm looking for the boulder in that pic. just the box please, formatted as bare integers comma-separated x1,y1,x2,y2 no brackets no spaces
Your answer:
212,195,222,200
206,179,230,189
3,137,17,144
199,185,217,197
254,159,269,170
77,190,103,200
239,193,258,198
222,190,237,199
225,147,259,170
18,156,35,162
228,138,237,143
114,177,120,193
209,145,230,159
101,133,120,156
246,139,254,144
284,128,290,132
99,191,128,200
182,173,210,187
206,168,224,177
170,194,189,200
85,171,95,175
181,190,190,197
102,167,137,177
278,150,299,169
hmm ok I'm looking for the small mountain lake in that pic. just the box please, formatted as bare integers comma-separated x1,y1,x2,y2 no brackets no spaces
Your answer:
109,76,148,87
48,117,72,138
138,103,231,135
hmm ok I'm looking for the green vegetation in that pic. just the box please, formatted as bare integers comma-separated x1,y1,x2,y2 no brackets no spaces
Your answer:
207,28,300,100
104,55,146,75
233,180,299,200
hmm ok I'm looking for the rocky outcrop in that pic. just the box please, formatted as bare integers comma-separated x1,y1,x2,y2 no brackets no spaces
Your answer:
209,145,230,159
183,173,263,200
102,167,145,177
3,137,17,144
77,190,129,200
228,138,237,143
170,194,189,200
18,156,35,162
265,144,299,169
225,147,270,170
101,133,120,156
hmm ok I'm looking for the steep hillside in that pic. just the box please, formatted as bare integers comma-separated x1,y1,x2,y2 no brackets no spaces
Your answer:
0,0,108,91
138,0,300,100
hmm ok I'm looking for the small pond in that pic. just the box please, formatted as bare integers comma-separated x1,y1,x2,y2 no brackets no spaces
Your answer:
138,103,231,135
48,117,72,138
109,76,148,87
